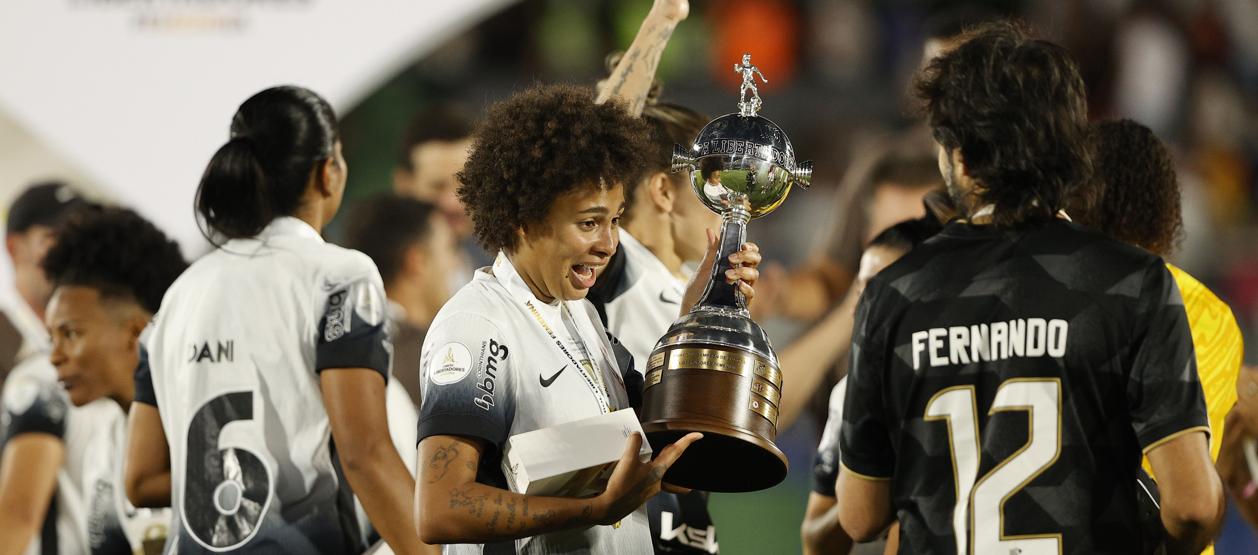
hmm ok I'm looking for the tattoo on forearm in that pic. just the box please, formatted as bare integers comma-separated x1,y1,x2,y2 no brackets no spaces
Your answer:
563,504,595,529
444,481,597,537
532,508,558,528
448,485,487,518
426,440,462,483
505,496,518,530
485,492,504,532
600,19,677,115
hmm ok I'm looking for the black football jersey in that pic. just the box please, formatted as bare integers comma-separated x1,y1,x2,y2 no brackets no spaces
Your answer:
840,220,1207,554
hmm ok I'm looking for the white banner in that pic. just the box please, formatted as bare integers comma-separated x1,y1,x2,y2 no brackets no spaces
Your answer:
0,0,512,252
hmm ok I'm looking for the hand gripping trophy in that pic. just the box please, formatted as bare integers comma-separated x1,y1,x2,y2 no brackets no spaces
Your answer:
641,53,813,492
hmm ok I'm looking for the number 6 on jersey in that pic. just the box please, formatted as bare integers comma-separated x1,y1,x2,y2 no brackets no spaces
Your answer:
925,378,1062,555
182,391,274,550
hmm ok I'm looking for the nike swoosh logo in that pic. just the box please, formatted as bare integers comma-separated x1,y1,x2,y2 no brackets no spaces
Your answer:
539,365,566,387
659,290,681,305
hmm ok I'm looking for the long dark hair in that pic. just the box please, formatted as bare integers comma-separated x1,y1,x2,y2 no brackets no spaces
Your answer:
1076,119,1183,257
195,85,338,244
914,20,1091,228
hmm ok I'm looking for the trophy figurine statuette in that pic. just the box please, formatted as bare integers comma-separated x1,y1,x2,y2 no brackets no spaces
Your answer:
640,54,812,492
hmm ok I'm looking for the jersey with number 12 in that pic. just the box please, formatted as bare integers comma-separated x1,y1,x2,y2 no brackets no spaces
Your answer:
841,220,1207,554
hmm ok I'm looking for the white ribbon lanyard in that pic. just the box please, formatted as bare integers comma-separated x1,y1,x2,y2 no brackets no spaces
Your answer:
525,300,612,414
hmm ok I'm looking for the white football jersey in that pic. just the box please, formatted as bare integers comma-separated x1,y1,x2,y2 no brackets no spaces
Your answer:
812,377,847,497
587,231,724,554
600,231,688,369
417,253,650,555
144,217,391,553
1,355,169,554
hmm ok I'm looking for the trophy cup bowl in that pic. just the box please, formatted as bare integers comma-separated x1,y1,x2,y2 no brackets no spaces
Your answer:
641,97,813,492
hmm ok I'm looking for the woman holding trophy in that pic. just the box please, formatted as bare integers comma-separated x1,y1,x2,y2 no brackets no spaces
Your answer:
411,77,764,552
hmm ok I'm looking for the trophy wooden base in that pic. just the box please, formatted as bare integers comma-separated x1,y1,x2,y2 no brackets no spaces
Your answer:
641,344,789,492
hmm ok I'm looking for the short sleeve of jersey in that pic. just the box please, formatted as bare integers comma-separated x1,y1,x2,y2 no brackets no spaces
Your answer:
1,373,68,441
316,274,391,379
840,281,895,480
133,346,157,407
812,379,848,495
1127,262,1209,452
417,313,515,451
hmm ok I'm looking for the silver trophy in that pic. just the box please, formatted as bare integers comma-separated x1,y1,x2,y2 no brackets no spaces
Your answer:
640,54,813,492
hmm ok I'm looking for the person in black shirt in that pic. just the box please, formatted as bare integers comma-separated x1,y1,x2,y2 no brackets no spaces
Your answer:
803,214,943,555
836,21,1222,555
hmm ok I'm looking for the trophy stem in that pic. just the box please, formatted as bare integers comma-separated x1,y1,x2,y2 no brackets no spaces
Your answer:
694,205,751,315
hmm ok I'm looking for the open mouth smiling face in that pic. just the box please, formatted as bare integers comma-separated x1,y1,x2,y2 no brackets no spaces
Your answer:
516,183,625,303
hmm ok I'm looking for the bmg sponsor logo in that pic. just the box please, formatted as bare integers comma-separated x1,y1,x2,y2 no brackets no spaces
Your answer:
473,339,509,411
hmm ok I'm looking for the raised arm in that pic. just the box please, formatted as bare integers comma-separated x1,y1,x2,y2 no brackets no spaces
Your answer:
595,0,689,116
415,432,700,544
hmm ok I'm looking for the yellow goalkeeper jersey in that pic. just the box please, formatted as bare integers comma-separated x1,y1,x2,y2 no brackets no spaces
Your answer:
1141,264,1242,555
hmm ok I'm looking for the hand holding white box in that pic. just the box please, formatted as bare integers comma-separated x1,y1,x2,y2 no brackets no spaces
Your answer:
502,408,652,497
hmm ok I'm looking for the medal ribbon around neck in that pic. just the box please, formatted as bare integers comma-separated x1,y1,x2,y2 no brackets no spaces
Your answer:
525,300,611,414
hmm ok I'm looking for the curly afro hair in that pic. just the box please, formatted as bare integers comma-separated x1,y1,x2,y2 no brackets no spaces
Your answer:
457,83,653,253
42,207,187,314
915,20,1092,228
1074,119,1183,257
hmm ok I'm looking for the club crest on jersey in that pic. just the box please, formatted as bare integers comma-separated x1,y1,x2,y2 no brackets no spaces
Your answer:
473,339,509,411
323,289,349,342
430,342,472,385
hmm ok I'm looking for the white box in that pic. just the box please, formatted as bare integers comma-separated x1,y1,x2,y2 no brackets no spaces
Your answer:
502,408,652,497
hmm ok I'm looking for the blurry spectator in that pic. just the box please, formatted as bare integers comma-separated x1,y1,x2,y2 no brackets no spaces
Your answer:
393,103,475,239
763,138,940,323
0,182,88,389
1188,69,1252,226
393,103,489,290
344,194,458,543
344,194,457,412
1112,5,1190,136
807,0,876,85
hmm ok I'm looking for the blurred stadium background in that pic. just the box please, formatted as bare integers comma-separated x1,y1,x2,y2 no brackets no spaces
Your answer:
3,0,1258,552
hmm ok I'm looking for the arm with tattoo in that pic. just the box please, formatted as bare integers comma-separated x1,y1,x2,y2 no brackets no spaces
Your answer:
594,0,689,116
414,432,701,544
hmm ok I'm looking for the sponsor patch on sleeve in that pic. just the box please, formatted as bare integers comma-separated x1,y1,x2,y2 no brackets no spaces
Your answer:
429,342,472,385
